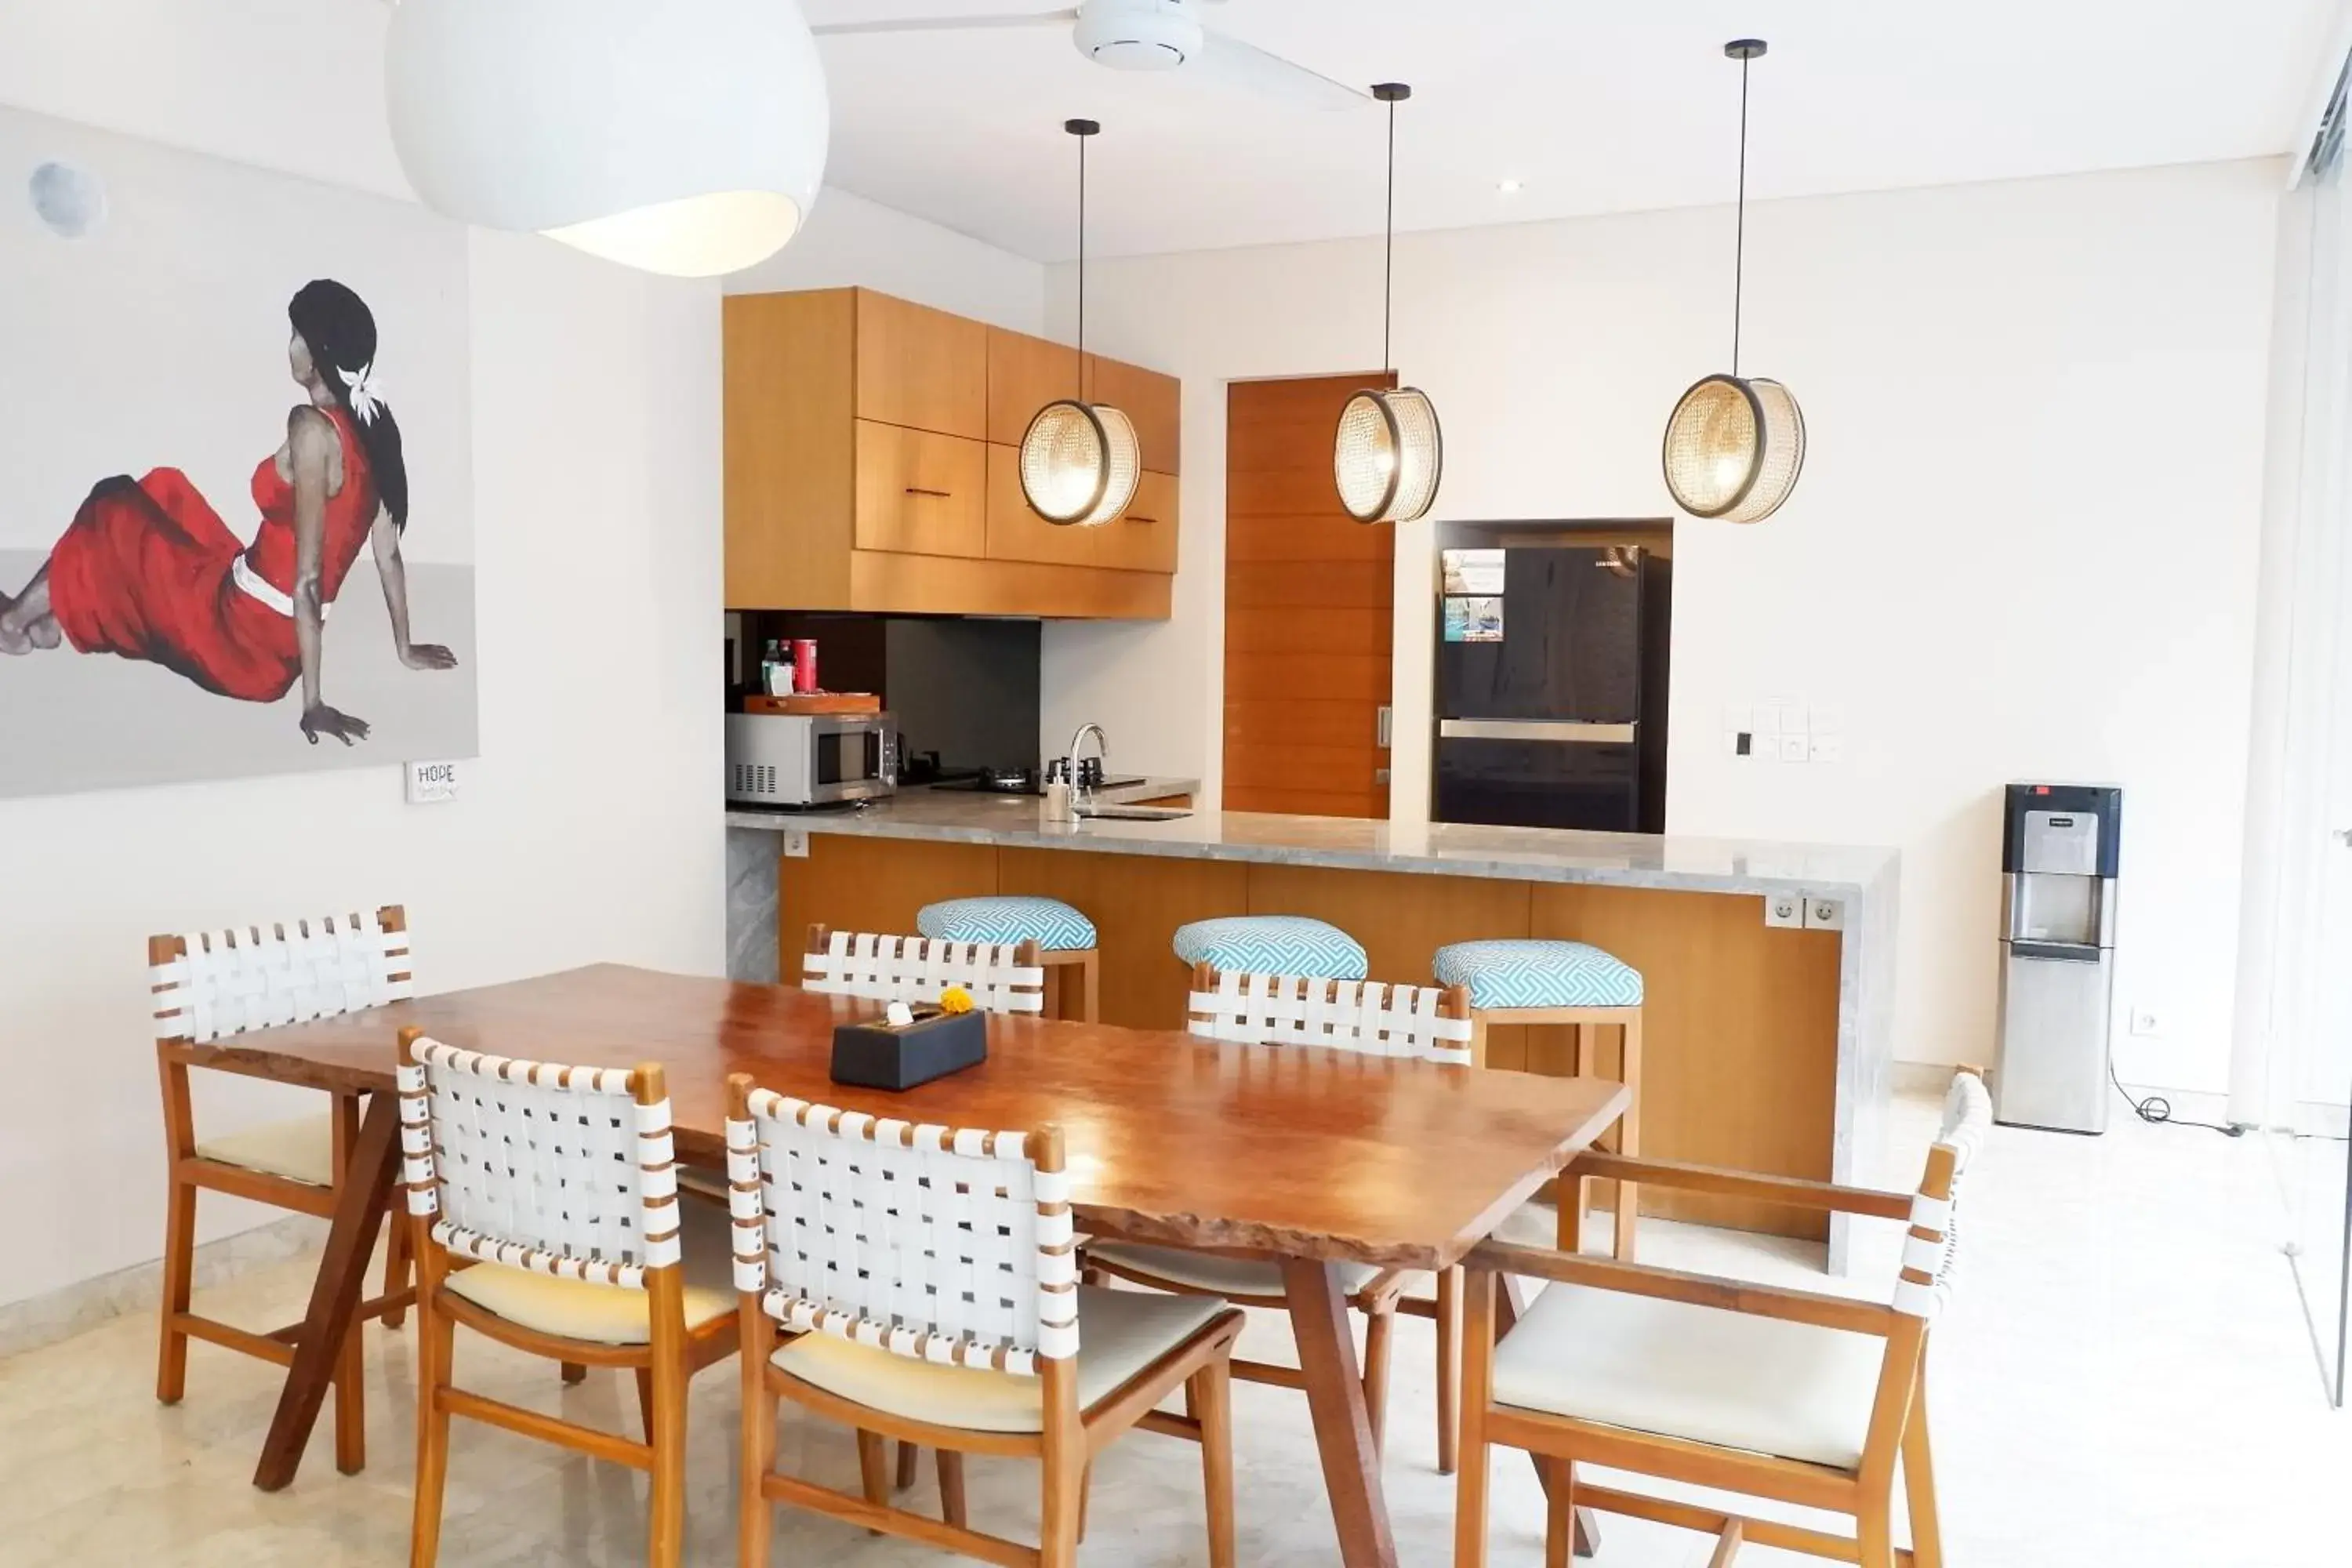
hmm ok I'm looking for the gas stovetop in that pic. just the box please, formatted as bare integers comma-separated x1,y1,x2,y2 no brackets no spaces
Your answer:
927,767,1145,798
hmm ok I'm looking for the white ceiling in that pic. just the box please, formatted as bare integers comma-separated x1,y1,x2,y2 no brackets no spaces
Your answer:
803,0,2343,262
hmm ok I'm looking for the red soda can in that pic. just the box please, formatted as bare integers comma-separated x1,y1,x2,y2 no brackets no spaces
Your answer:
791,638,818,695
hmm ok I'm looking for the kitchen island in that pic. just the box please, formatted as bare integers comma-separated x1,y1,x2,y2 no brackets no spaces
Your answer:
728,790,1899,1267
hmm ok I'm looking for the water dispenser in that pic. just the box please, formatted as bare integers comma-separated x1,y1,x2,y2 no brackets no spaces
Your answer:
1994,783,2122,1133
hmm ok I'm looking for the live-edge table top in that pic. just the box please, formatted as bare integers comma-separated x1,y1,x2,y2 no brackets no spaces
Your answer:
191,964,1628,1272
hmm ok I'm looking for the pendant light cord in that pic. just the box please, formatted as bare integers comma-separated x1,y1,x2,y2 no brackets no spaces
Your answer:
1077,128,1088,400
1382,92,1396,375
1733,51,1749,377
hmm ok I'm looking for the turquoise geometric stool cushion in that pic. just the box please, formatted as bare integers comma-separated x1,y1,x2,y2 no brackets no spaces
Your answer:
1433,940,1644,1010
917,896,1097,951
1171,916,1368,981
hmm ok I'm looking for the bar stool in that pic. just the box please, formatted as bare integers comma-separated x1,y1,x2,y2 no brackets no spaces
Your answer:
1412,936,1644,1478
916,895,1099,1021
1171,915,1368,980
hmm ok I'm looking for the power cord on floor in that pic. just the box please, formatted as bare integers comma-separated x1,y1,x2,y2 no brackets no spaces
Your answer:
2110,1058,2245,1136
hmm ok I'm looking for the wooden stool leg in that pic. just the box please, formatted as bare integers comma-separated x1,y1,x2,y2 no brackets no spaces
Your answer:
1613,1012,1642,1262
1435,1265,1462,1475
1079,951,1100,1023
155,1173,196,1405
1570,1023,1593,1239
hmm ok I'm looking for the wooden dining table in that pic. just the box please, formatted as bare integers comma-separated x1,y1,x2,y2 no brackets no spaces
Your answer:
196,964,1627,1568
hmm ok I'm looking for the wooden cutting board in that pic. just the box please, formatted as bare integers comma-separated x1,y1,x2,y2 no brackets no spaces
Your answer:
745,693,883,716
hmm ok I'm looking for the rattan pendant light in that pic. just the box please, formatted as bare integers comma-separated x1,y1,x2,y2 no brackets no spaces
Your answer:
1334,82,1443,525
1662,39,1806,525
1021,119,1142,528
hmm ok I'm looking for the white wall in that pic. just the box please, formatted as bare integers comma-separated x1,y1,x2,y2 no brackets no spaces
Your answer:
728,186,1045,336
1044,161,2283,1087
0,2,723,1308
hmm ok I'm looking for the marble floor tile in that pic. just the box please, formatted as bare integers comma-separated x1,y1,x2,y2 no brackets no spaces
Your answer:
0,1092,2344,1567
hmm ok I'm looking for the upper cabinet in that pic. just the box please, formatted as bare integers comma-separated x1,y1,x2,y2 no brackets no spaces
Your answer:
727,287,1181,619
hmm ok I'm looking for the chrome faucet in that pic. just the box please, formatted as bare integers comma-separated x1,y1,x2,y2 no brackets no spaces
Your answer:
1068,723,1109,800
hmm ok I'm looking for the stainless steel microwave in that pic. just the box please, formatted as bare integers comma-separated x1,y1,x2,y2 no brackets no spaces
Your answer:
725,712,897,808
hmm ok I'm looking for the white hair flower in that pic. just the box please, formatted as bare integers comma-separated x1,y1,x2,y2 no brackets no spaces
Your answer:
340,361,385,425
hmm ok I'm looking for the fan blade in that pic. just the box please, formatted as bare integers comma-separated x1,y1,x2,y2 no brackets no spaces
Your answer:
812,9,1077,37
1189,26,1369,111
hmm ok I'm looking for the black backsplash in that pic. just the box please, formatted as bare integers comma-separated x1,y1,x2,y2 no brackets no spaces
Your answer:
731,612,1041,775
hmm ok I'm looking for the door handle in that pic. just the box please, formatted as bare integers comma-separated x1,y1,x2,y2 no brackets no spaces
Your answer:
1377,706,1392,748
1374,768,1392,786
904,487,953,499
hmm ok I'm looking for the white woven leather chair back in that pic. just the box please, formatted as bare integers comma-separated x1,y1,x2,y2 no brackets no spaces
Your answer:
151,907,412,1043
1893,1070,1992,1323
1186,967,1475,1064
727,1091,1077,1375
397,1036,681,1288
801,928,1045,1015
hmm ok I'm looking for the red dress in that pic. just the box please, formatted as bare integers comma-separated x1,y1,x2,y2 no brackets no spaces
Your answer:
46,407,379,702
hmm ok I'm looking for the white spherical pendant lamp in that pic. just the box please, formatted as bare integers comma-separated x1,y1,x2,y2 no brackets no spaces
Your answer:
385,0,830,279
1661,40,1806,524
1020,120,1142,528
1334,84,1442,525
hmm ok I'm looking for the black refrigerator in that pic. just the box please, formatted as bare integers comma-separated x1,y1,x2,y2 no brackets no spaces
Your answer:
1433,543,1671,833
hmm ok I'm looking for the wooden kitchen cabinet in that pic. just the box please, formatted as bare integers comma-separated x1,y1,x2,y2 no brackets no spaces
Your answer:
728,287,1181,618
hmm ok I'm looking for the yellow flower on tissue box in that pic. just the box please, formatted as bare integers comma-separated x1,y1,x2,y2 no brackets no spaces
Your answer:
938,985,975,1015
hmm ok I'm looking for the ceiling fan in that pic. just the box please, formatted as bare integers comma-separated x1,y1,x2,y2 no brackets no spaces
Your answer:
813,0,1368,111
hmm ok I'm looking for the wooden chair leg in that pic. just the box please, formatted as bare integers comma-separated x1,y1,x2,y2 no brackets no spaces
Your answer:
896,1439,920,1491
646,1352,688,1568
739,1308,777,1568
935,1450,967,1528
1453,1269,1494,1568
633,1365,656,1441
1542,1457,1576,1568
1857,1493,1897,1568
1192,1359,1236,1568
857,1429,890,1509
1040,1425,1084,1568
1613,1013,1642,1262
1904,1373,1944,1568
1362,1301,1396,1453
560,1361,588,1385
1435,1265,1461,1475
155,1174,195,1405
1077,1458,1094,1541
381,1214,412,1330
409,1269,454,1568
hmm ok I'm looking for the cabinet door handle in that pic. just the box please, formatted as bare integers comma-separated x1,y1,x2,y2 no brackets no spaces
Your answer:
1127,515,1159,524
904,487,953,499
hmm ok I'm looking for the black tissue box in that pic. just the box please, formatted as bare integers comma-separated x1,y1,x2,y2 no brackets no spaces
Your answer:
830,1006,988,1091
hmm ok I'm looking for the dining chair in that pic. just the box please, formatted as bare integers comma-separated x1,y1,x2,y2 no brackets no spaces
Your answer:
801,924,1048,1014
397,1028,740,1568
728,1076,1246,1568
150,906,417,1473
1453,1069,1992,1568
1083,963,1475,1453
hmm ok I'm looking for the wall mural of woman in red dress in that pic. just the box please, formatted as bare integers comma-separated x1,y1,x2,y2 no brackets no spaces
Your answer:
0,278,457,746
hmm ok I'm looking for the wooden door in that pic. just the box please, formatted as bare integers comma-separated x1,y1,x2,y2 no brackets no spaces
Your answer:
1224,373,1395,817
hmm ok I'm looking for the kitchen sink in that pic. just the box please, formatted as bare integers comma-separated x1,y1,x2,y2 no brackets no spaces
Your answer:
1074,804,1192,822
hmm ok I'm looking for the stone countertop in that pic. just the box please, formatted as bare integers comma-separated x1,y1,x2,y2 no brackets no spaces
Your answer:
727,786,1896,898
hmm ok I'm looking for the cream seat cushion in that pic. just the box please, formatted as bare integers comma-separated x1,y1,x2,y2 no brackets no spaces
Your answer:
1491,1279,1887,1470
196,1113,336,1188
1086,1243,1381,1301
771,1285,1230,1435
441,1200,736,1345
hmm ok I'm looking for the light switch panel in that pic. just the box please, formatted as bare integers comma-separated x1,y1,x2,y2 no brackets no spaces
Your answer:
1809,734,1845,764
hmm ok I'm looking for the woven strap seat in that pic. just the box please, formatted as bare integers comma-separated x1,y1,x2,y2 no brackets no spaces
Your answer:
1171,916,1367,981
917,896,1097,952
1433,939,1644,1010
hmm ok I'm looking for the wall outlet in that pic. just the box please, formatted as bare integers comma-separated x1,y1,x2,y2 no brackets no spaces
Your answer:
2129,1007,2162,1037
1764,891,1806,928
781,826,810,859
405,759,463,804
1803,895,1846,931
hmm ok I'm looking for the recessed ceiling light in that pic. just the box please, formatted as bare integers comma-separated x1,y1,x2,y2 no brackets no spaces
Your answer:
1497,178,1524,195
